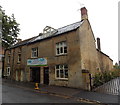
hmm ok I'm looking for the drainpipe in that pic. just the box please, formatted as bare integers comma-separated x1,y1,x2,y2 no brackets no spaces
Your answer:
12,49,15,80
2,49,6,78
89,73,92,91
97,38,101,51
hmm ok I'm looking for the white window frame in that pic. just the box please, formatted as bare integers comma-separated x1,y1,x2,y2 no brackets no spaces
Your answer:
18,54,21,63
31,47,38,58
55,64,68,80
7,67,10,76
56,41,67,55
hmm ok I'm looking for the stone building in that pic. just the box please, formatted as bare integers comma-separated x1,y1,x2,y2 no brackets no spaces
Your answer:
0,47,4,78
4,7,113,90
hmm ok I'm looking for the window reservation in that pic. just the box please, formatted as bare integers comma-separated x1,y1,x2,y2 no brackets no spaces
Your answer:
31,47,38,58
18,54,21,63
7,67,10,76
56,41,67,55
55,64,68,79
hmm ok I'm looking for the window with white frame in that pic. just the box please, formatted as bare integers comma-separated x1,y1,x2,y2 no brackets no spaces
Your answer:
55,64,68,79
18,54,21,63
31,47,38,58
7,67,10,76
56,41,67,55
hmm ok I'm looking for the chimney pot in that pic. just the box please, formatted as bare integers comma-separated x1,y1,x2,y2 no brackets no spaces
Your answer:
81,7,88,20
97,38,101,51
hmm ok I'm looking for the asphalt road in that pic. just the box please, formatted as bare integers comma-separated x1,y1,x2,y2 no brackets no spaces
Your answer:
1,79,119,105
2,82,82,104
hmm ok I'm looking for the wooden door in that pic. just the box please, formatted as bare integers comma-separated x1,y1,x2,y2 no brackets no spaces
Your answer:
44,67,49,85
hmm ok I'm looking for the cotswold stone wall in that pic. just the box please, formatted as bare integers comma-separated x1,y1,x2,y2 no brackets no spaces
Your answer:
4,20,113,90
25,30,83,88
78,20,99,75
97,50,113,72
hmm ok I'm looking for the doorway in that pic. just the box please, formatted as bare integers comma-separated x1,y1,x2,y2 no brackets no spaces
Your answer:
30,67,40,83
44,67,49,85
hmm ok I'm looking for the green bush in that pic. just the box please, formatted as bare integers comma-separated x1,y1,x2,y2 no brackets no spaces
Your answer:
93,73,103,87
93,70,120,87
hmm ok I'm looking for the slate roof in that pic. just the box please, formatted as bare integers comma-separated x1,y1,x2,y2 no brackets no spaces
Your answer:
27,20,84,44
10,20,84,48
10,36,38,48
54,20,83,36
96,49,113,61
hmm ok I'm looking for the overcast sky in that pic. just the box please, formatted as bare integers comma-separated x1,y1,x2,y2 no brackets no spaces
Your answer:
1,0,119,64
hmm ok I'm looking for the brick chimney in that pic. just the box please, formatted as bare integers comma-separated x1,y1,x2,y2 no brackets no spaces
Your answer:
81,7,88,20
97,38,101,51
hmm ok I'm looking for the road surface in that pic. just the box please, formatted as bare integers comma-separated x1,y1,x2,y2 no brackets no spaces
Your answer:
2,81,82,103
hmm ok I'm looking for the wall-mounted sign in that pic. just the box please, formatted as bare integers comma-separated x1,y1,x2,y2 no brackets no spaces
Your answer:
27,58,47,66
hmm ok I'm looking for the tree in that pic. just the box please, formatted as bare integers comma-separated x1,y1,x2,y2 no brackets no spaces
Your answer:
113,62,120,69
0,6,2,45
0,6,20,49
93,70,120,88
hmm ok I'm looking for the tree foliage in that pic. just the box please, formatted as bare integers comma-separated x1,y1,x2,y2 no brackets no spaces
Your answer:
0,6,20,49
113,62,120,69
93,70,120,87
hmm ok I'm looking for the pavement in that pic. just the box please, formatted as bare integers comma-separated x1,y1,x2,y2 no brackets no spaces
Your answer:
2,78,119,105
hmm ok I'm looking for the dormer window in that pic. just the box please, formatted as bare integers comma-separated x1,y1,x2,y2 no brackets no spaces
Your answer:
43,26,57,34
43,26,58,38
